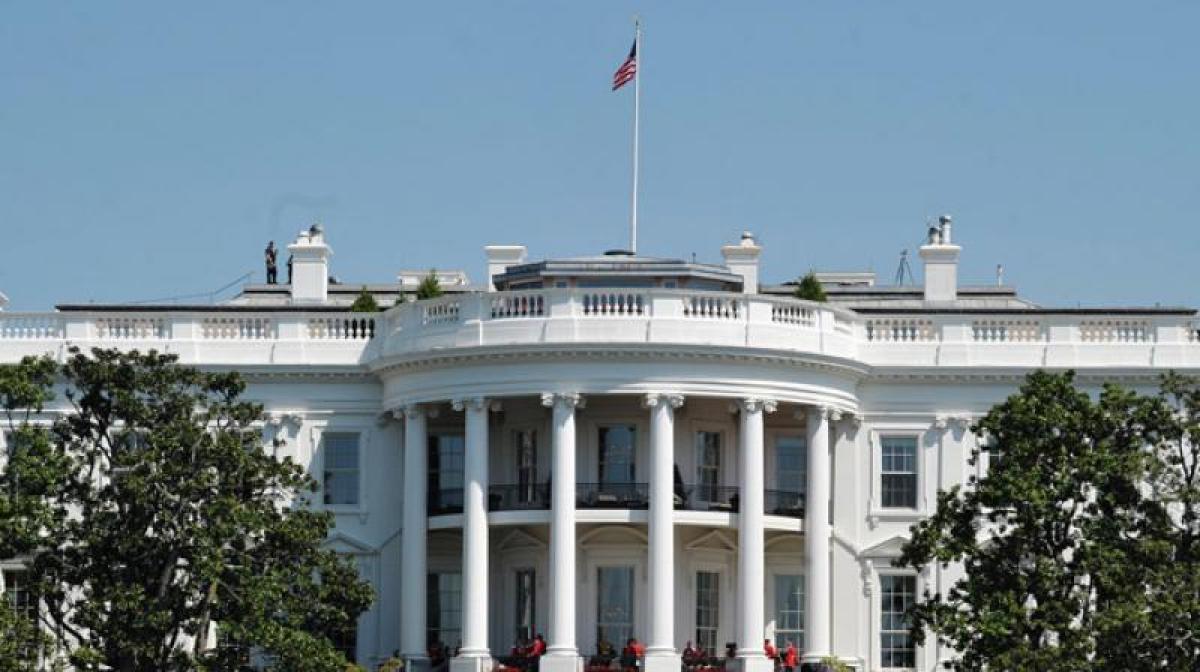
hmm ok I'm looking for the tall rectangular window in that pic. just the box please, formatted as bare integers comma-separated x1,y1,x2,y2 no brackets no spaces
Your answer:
775,436,806,492
694,431,721,502
515,430,538,504
427,572,463,648
774,574,804,650
429,434,465,493
694,571,720,654
596,566,634,649
598,426,636,485
880,575,916,669
2,570,35,622
515,569,536,642
881,436,918,508
322,433,360,506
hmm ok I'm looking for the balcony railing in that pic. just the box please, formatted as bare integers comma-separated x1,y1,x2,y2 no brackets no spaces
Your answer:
683,484,740,512
576,482,650,509
489,483,551,511
428,488,463,515
765,489,805,518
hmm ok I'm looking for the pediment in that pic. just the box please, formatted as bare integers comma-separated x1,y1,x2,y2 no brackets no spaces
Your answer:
498,528,547,551
686,530,737,553
324,530,375,555
859,534,910,559
579,525,648,548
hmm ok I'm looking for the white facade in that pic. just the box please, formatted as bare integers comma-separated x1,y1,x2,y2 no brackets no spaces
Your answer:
1,225,1198,672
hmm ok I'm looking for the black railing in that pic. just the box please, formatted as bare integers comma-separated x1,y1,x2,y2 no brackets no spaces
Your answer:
576,482,650,509
684,484,740,512
489,483,551,511
428,487,463,515
765,489,805,518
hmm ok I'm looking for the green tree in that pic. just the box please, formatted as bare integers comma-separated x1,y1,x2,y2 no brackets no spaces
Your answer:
0,599,48,672
896,371,1196,671
793,271,826,302
349,286,380,312
0,348,373,672
415,270,443,300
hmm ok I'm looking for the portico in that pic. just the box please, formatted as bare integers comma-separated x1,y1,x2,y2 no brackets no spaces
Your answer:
391,390,851,672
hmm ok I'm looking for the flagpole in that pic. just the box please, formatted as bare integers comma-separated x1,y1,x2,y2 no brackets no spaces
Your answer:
629,16,641,254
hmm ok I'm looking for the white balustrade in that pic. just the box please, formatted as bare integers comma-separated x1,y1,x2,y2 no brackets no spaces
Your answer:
308,315,377,340
684,294,740,320
972,319,1043,342
0,314,64,339
1080,319,1152,343
95,317,166,340
770,303,814,327
865,318,935,342
422,299,461,326
490,292,545,319
202,316,276,340
582,292,645,316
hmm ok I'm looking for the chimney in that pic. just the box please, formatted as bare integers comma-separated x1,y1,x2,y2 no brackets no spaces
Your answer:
918,214,961,303
721,231,762,294
484,245,527,292
288,223,332,304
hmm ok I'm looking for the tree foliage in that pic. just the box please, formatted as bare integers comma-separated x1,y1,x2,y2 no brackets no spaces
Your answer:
897,370,1200,671
793,271,827,303
348,286,380,313
0,348,373,672
415,270,443,300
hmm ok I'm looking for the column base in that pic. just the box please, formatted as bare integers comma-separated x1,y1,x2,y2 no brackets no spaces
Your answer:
643,652,681,672
450,654,493,672
734,654,774,672
539,652,582,672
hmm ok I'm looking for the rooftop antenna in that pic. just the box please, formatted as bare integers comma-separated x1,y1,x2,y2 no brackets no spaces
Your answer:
894,249,915,286
996,263,1004,286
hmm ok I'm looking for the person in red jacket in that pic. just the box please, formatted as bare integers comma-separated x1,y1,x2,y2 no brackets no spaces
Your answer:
763,639,777,664
782,641,798,672
529,634,547,657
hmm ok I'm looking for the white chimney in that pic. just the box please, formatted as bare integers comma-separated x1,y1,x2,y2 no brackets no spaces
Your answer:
288,224,332,304
721,231,762,294
484,245,527,292
919,214,961,303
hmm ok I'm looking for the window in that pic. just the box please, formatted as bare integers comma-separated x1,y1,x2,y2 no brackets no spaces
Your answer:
323,433,360,506
695,431,721,502
695,571,720,654
515,430,538,504
774,574,804,650
598,426,636,485
2,570,36,622
881,437,918,509
515,569,536,642
427,572,463,647
880,575,916,669
596,566,634,649
429,434,465,493
775,436,806,493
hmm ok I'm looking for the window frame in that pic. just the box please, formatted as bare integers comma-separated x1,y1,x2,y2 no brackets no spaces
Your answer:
427,570,463,649
595,564,636,651
512,428,539,505
694,570,720,654
771,572,805,651
514,567,537,643
868,427,927,522
877,572,918,672
880,436,919,510
321,432,363,508
597,424,638,486
693,429,723,504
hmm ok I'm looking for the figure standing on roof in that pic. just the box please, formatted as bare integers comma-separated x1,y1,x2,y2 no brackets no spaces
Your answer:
265,241,278,284
286,253,294,284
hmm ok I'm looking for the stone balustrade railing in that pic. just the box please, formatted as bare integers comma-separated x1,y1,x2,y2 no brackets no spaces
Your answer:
0,293,1196,370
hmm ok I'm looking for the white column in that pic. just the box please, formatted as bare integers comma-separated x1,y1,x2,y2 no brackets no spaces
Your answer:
644,393,684,672
736,398,775,672
401,405,430,670
453,398,495,672
541,392,584,672
802,406,833,664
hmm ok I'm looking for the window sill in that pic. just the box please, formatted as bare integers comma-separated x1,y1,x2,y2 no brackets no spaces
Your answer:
326,506,369,523
868,508,923,526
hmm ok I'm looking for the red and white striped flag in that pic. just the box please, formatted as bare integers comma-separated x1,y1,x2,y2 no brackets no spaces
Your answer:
612,40,637,91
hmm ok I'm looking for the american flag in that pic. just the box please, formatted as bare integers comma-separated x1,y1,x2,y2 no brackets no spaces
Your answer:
612,40,637,91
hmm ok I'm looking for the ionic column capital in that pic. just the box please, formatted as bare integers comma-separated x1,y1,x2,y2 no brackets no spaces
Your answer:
732,397,777,415
642,393,685,410
398,403,436,421
541,392,585,410
452,397,501,413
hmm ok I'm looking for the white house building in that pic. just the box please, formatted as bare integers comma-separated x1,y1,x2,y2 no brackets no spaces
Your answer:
1,220,1197,672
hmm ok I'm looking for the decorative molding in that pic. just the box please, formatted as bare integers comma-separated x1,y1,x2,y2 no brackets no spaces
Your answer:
731,397,778,415
451,397,502,413
642,392,685,410
540,392,585,410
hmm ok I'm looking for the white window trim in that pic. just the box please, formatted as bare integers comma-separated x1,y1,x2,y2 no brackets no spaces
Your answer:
312,425,371,521
585,416,648,485
868,426,927,524
688,419,729,498
508,424,541,485
863,557,928,672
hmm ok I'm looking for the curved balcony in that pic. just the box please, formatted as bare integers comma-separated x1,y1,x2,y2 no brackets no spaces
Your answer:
489,483,551,511
765,489,805,518
428,484,805,518
576,482,650,509
428,488,463,515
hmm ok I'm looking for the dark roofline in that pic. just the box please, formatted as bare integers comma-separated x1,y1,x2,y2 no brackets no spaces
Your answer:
55,304,384,313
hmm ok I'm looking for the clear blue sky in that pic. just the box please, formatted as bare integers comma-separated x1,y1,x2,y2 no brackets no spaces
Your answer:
3,2,1197,310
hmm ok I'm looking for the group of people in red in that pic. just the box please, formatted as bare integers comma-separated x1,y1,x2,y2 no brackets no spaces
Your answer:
499,634,548,671
680,639,798,672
